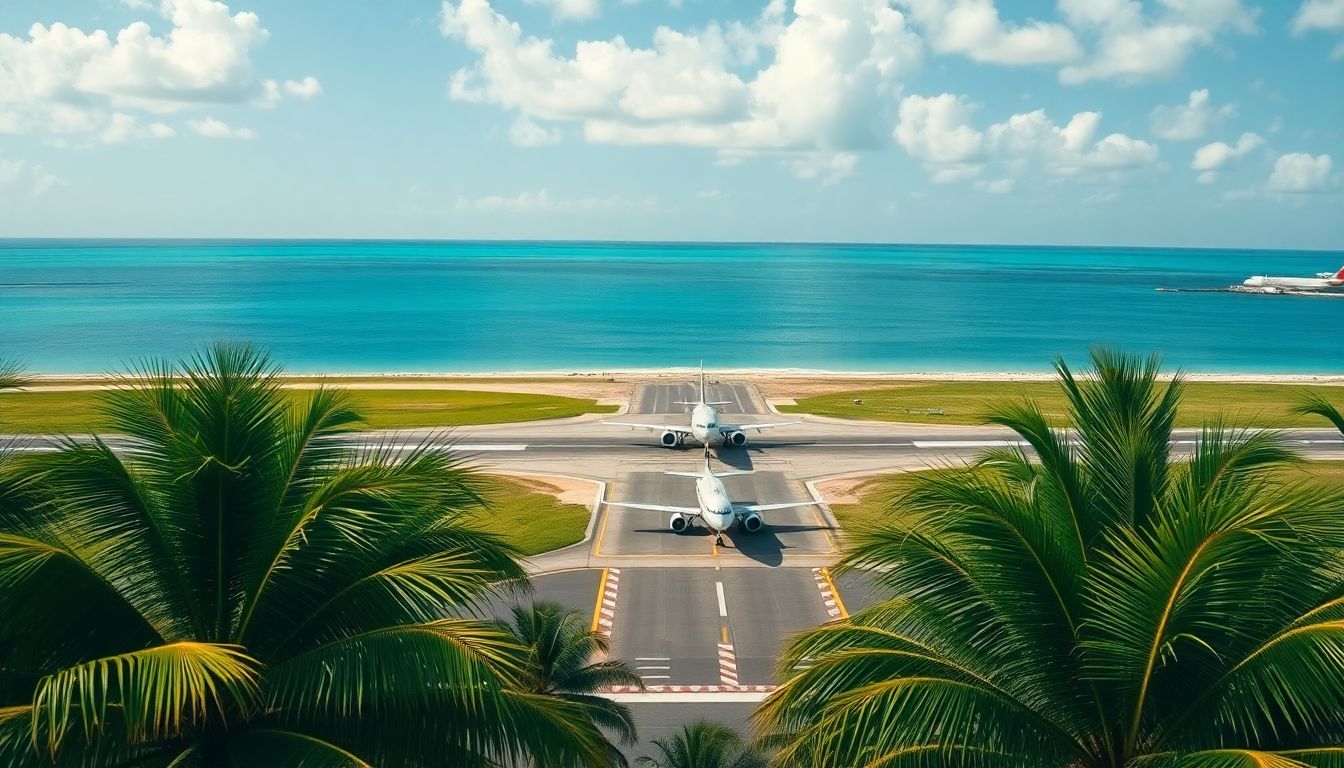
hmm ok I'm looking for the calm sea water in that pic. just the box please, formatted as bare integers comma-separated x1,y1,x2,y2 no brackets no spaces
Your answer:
1,240,1340,375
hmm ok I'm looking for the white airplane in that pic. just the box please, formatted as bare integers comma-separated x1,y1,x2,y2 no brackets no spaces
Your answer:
603,366,797,448
1241,265,1344,293
604,451,821,545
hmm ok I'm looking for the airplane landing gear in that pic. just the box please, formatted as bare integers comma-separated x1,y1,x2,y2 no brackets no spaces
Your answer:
715,534,724,546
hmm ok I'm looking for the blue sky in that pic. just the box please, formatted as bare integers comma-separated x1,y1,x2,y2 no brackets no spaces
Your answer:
0,0,1340,248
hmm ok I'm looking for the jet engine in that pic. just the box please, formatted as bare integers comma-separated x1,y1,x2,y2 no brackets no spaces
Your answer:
741,512,763,533
660,430,681,448
725,430,748,447
668,513,689,533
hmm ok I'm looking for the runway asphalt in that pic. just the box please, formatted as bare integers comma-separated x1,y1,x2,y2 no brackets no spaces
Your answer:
5,377,1344,760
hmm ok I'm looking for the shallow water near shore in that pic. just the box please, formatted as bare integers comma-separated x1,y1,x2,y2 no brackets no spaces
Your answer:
2,239,1340,375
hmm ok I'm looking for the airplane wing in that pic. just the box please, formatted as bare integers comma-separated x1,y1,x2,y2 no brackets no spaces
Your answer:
602,421,692,434
720,421,799,433
735,501,821,513
605,501,702,515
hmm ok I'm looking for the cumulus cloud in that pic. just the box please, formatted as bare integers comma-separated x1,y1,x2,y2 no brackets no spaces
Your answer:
1292,0,1344,58
453,188,658,212
440,0,922,180
1190,131,1262,182
1266,152,1334,193
1149,88,1234,140
0,0,317,140
788,152,858,184
1058,0,1257,84
282,76,323,99
524,0,602,22
0,154,63,196
98,112,176,144
188,116,256,139
896,0,1082,65
507,116,561,146
894,92,1159,186
1292,0,1344,33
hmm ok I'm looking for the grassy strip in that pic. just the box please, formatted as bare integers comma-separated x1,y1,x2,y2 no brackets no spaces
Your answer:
0,388,617,434
831,460,1344,531
782,381,1344,428
471,476,591,556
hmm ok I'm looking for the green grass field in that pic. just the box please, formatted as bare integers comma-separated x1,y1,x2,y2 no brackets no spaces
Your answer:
0,388,618,434
831,460,1344,531
782,381,1344,428
471,476,591,556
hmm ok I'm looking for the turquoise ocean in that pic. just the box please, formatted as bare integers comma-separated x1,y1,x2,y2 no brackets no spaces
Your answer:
1,240,1340,375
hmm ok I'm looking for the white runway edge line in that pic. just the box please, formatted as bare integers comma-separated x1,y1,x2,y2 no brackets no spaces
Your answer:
597,568,620,640
812,568,842,620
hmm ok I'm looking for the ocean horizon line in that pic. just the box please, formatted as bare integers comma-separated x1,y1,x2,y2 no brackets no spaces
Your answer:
2,236,1341,256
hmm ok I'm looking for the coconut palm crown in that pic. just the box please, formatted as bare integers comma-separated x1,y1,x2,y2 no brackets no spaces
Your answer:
500,601,644,765
0,343,616,767
637,720,765,768
759,349,1344,768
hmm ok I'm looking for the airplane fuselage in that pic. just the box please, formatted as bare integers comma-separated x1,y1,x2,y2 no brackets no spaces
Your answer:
689,403,721,446
695,473,736,533
1242,275,1344,292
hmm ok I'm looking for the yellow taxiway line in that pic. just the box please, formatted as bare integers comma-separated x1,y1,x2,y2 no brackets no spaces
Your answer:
819,567,849,619
589,567,610,633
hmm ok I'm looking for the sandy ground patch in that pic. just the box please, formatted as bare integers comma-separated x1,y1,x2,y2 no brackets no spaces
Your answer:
488,471,598,507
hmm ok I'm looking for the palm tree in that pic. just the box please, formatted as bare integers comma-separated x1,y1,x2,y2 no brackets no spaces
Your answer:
0,343,617,767
500,601,644,763
759,349,1344,768
637,721,765,768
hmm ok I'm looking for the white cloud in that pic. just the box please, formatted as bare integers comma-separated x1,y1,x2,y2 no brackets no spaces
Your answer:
1190,131,1262,182
697,188,722,199
99,112,176,143
788,152,858,184
508,115,561,146
0,154,62,196
282,76,323,99
1292,0,1344,33
440,0,922,180
895,92,1159,185
1149,88,1233,140
975,177,1015,193
1266,152,1333,193
453,188,658,212
187,116,255,139
0,0,316,139
1292,0,1344,58
896,0,1082,65
524,0,602,21
1058,0,1257,84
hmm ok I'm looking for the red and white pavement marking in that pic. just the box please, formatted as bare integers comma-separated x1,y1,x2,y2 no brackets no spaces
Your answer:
717,642,739,687
606,684,776,693
812,567,842,619
597,568,620,639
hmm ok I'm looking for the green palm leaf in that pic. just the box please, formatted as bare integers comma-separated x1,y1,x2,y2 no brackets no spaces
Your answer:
31,642,261,753
763,349,1344,767
2,342,624,766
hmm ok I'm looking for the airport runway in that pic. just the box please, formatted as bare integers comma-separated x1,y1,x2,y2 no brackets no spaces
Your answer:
5,378,1343,760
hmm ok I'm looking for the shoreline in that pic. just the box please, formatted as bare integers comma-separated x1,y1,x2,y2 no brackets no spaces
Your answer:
18,368,1344,386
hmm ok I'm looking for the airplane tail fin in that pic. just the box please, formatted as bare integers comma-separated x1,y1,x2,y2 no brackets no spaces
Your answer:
1332,265,1344,283
699,361,706,405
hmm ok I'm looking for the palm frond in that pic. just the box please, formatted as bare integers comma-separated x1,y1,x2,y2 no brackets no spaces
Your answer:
31,642,261,755
1295,392,1344,436
0,358,28,392
1131,748,1340,768
223,728,374,767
